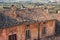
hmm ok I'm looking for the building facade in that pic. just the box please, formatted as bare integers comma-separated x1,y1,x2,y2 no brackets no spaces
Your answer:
0,5,60,40
0,19,56,40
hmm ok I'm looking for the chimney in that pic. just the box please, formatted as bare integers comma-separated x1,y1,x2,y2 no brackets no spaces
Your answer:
11,5,17,11
11,5,17,18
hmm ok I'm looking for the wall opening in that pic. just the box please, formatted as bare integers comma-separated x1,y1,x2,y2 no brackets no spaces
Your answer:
25,30,30,39
8,34,17,40
42,27,46,34
55,21,60,36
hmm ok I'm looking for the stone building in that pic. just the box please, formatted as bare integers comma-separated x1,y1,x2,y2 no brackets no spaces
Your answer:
0,5,59,40
0,19,56,40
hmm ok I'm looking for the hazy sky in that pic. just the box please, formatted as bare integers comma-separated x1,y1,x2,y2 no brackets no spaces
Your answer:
0,0,59,2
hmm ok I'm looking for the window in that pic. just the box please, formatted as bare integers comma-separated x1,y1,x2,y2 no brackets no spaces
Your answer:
26,30,30,39
0,13,3,21
9,34,17,40
42,27,46,34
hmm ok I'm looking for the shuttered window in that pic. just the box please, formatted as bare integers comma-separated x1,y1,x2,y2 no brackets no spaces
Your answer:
26,30,30,39
42,27,46,34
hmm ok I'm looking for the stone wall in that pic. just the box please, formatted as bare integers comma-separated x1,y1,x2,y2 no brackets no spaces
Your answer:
0,20,55,40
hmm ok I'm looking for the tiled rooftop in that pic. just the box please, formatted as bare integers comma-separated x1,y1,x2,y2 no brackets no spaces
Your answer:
0,7,60,28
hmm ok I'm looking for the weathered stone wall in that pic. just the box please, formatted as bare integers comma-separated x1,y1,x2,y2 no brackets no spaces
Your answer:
0,20,55,40
46,20,55,36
